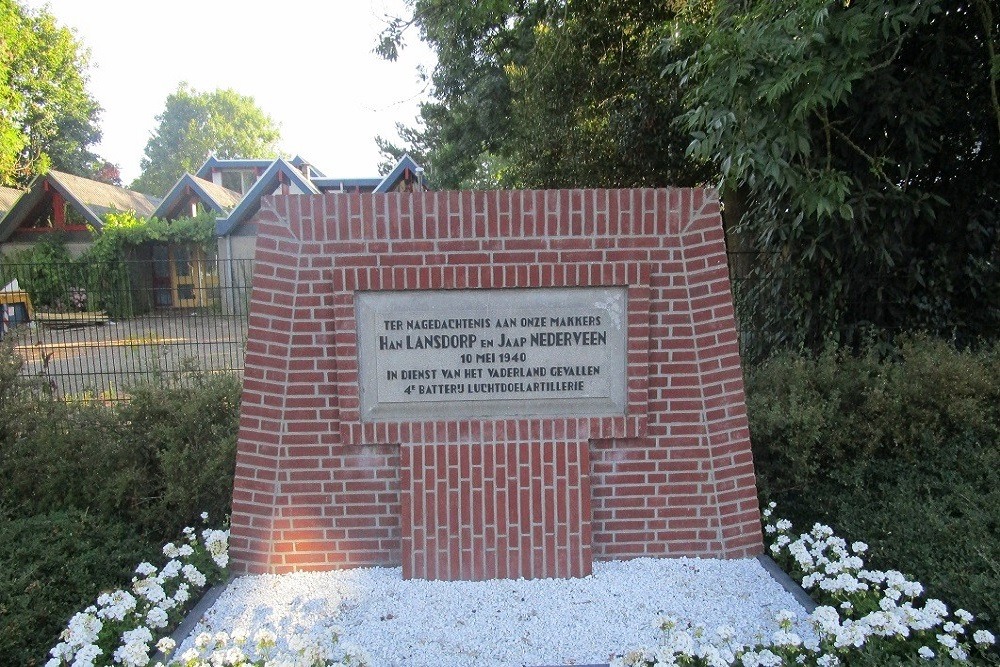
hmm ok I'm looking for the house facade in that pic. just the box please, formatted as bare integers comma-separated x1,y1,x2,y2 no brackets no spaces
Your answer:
0,154,427,313
148,174,242,309
0,171,159,257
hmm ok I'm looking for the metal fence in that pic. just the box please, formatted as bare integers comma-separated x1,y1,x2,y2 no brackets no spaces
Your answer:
0,257,254,402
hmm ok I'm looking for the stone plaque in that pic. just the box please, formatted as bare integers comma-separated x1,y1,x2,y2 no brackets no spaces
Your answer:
355,287,627,421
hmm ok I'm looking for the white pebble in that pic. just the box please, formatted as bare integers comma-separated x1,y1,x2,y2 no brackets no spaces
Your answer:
178,557,812,667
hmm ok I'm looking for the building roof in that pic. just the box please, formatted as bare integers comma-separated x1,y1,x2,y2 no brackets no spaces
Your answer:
311,177,382,191
195,155,324,180
0,186,24,216
214,159,320,236
373,154,423,193
311,155,424,194
0,171,160,241
153,173,243,220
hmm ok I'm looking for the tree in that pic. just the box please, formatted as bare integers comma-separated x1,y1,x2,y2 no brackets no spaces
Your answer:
131,84,282,195
0,0,103,186
670,0,1000,357
501,1,712,188
377,1,710,189
378,0,550,188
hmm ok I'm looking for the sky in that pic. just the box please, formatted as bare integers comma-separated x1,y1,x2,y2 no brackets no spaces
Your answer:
20,0,435,187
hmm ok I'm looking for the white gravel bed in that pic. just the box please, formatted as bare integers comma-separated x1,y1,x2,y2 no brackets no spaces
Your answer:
179,557,812,667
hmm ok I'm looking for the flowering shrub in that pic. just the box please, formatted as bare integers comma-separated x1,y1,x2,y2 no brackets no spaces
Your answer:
613,504,997,666
46,514,229,667
163,626,369,667
45,515,369,667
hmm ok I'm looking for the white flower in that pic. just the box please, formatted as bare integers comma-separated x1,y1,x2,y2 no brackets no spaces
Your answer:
122,625,153,645
973,629,995,645
68,643,103,667
135,562,157,576
62,611,103,647
162,542,180,558
943,621,965,634
111,646,146,667
810,606,842,635
756,649,782,667
775,609,796,628
954,609,974,623
133,578,166,603
95,590,137,621
771,630,802,647
918,646,935,659
173,583,191,604
937,633,957,649
156,636,176,655
851,541,868,553
146,606,169,629
200,511,209,521
182,563,207,587
161,559,182,579
949,646,968,661
254,628,277,650
816,654,840,666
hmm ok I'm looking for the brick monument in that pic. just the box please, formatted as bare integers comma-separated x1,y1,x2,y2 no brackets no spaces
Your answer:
229,189,763,580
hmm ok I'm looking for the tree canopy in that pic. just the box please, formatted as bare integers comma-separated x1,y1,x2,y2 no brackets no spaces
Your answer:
0,0,103,186
671,0,1000,355
377,0,709,189
130,84,282,196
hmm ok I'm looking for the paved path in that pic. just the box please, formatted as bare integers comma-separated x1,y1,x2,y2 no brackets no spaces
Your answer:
11,312,247,400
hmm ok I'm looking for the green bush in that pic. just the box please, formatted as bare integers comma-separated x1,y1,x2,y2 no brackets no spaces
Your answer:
0,338,241,664
0,341,241,540
0,510,157,667
746,335,1000,627
119,372,241,538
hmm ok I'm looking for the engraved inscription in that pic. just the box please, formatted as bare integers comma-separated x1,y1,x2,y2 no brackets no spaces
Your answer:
355,287,627,421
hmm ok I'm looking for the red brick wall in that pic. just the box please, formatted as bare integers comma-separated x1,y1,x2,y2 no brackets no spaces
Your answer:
230,189,763,579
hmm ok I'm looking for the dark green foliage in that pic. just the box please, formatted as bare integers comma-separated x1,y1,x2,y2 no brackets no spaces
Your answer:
0,355,240,537
0,0,104,186
0,236,77,309
119,373,241,537
672,0,1000,358
0,511,157,667
0,336,241,663
747,336,1000,626
377,0,708,189
0,237,139,318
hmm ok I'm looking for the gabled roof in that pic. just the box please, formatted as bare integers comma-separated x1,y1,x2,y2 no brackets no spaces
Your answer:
194,155,323,180
215,159,320,236
153,173,242,220
0,170,160,240
311,155,423,194
374,154,423,193
195,156,273,179
0,186,24,216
